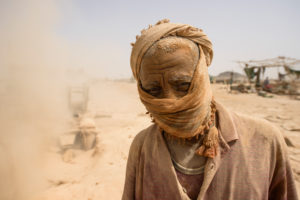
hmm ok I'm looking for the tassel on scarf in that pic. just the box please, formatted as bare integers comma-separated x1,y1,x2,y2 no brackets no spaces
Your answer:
195,100,219,158
196,126,218,158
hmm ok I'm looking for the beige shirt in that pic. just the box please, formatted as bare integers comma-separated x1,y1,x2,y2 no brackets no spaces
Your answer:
122,102,298,200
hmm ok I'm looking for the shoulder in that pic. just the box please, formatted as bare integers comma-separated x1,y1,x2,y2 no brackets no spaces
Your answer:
216,101,285,148
231,111,286,150
129,124,157,155
233,112,282,137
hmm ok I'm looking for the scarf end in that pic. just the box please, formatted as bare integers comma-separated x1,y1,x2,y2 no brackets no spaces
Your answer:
195,125,219,158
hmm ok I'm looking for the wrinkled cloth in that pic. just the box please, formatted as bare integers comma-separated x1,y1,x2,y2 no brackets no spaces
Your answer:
130,20,213,138
130,19,213,79
137,48,212,138
122,102,298,200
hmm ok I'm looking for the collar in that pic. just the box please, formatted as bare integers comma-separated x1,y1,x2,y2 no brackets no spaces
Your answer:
197,102,239,199
214,101,239,150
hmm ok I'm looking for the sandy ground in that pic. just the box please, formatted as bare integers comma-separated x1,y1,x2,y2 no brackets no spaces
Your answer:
38,81,300,200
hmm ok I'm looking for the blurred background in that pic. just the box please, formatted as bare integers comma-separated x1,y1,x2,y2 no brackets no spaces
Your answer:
0,0,299,199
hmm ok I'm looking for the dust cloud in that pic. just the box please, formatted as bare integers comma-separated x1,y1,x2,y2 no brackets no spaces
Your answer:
0,0,72,199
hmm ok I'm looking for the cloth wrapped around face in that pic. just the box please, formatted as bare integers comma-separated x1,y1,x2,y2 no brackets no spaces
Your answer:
130,19,218,157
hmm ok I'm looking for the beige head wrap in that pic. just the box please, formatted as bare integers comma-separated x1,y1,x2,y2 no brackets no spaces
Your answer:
130,18,215,135
131,19,213,80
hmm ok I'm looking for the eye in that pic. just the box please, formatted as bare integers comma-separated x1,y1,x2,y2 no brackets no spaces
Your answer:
142,85,162,97
147,86,162,96
175,82,191,92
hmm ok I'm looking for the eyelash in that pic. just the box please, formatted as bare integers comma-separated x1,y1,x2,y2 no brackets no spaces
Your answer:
148,87,161,93
175,82,190,91
142,82,191,97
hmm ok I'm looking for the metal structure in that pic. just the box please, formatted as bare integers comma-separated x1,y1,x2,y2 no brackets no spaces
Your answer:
235,56,300,95
237,56,300,82
68,85,89,117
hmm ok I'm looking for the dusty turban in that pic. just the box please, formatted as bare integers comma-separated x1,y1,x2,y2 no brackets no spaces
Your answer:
130,19,213,80
130,19,214,139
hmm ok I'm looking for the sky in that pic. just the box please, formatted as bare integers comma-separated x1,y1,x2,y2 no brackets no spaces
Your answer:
1,0,300,79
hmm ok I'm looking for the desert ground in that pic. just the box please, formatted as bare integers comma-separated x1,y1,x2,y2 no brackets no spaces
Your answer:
1,80,300,200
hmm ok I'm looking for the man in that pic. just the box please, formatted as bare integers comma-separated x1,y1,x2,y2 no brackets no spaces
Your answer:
122,19,298,200
263,76,272,92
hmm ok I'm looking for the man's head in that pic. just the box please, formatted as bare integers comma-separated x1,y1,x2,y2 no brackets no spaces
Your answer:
130,20,214,138
140,37,199,99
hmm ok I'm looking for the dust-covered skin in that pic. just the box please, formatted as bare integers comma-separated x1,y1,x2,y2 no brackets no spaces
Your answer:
140,41,199,99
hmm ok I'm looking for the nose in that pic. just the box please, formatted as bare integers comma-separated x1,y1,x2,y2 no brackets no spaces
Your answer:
161,85,176,99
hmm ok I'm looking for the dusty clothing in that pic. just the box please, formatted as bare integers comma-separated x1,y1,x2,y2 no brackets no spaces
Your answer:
122,102,298,200
136,49,213,138
175,169,204,200
130,19,213,80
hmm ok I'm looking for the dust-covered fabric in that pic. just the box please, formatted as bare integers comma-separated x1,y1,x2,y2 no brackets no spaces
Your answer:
130,19,213,80
137,48,212,138
121,102,299,200
130,20,213,138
